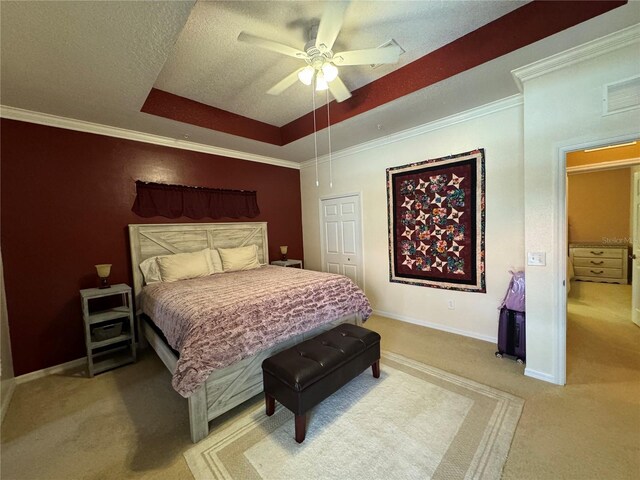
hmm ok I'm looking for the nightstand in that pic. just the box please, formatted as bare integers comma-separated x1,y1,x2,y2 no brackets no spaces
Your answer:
271,259,303,268
80,283,136,377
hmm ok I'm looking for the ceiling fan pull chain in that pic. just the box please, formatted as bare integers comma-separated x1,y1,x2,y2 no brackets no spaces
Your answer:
326,89,333,189
312,85,319,187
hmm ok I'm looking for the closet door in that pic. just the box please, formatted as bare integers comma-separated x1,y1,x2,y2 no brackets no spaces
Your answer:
320,194,363,288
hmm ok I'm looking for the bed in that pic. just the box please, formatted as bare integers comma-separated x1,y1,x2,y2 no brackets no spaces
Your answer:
128,222,371,442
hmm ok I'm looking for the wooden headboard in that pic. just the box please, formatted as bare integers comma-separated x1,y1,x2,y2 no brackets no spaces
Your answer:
128,222,269,309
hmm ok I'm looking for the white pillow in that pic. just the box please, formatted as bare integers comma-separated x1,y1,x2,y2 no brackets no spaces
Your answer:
209,249,225,274
156,249,214,283
139,256,163,285
218,245,261,272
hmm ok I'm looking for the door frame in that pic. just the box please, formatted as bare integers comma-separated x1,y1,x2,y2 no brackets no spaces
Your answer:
318,191,366,291
555,132,639,386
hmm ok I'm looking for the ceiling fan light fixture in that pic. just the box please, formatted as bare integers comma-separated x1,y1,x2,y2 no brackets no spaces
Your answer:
321,63,338,82
315,73,329,91
298,66,315,86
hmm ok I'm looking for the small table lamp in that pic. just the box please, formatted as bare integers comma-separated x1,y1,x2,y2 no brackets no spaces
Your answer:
95,264,112,289
279,246,288,261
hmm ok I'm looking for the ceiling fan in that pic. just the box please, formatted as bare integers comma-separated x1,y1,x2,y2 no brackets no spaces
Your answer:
237,1,402,103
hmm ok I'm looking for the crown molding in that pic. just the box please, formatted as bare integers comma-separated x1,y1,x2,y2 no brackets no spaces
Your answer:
0,105,300,170
512,24,640,91
566,157,640,174
301,94,523,169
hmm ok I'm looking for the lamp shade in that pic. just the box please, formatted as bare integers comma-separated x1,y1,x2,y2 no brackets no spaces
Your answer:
298,66,314,86
321,63,338,82
95,264,112,278
315,73,328,91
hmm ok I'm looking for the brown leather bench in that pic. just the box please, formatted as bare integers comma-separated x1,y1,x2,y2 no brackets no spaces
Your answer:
261,323,381,443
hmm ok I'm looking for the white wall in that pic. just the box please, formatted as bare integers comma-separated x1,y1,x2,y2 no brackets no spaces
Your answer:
520,35,640,383
301,98,525,342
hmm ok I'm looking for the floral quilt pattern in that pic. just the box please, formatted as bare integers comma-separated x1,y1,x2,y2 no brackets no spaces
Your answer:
387,149,486,292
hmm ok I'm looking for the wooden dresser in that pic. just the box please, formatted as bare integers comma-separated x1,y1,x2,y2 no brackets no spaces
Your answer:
569,244,629,284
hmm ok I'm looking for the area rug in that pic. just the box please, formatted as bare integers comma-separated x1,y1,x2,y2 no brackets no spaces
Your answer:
184,351,523,480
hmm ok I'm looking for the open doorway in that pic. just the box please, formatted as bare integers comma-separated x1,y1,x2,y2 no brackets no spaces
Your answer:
564,140,639,384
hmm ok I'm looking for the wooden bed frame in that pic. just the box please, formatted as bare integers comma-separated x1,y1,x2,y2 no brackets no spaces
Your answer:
128,222,361,442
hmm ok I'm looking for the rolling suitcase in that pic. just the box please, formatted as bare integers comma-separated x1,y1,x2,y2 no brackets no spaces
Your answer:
495,307,526,364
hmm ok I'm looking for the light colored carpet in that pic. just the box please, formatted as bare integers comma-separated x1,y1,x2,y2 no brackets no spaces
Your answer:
185,352,523,480
1,282,637,479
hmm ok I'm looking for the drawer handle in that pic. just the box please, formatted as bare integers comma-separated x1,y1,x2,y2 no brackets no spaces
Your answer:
590,270,604,274
590,261,604,265
590,251,604,255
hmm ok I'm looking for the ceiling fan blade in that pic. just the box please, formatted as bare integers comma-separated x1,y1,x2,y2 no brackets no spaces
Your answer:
267,68,304,96
315,1,350,52
328,76,352,103
237,32,306,59
333,46,401,66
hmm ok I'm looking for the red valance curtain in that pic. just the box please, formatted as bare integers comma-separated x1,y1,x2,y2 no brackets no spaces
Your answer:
132,181,260,219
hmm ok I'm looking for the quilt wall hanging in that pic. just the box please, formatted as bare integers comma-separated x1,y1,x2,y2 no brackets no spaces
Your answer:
386,149,486,293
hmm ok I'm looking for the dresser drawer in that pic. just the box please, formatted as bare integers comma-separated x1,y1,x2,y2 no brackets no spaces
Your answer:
571,247,624,259
574,266,622,278
572,257,622,269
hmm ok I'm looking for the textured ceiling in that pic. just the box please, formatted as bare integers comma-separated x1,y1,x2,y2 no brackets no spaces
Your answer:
0,1,194,121
1,1,639,164
154,1,527,126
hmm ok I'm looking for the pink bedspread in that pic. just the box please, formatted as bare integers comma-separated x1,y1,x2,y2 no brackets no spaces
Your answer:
141,265,372,397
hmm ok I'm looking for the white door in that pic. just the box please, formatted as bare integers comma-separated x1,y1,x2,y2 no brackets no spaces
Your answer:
320,194,363,287
632,172,640,327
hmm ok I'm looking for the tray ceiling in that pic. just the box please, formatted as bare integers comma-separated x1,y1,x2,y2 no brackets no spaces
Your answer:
1,1,638,164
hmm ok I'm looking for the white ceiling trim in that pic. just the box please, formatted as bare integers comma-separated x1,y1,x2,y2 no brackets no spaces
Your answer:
0,105,300,170
301,94,524,169
512,23,640,91
566,157,640,175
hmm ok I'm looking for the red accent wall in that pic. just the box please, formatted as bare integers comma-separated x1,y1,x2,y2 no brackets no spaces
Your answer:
0,119,303,376
141,89,284,146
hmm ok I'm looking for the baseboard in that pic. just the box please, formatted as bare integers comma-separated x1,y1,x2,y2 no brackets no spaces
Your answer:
372,309,497,344
15,357,87,385
524,367,560,385
0,378,16,424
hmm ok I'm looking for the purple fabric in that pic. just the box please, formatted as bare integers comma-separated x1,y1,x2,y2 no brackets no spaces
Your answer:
141,266,372,397
500,271,525,312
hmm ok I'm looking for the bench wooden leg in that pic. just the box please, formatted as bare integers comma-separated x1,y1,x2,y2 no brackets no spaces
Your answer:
295,413,306,443
372,360,380,378
265,392,275,416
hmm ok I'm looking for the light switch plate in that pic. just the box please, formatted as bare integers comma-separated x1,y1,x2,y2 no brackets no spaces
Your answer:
527,252,546,266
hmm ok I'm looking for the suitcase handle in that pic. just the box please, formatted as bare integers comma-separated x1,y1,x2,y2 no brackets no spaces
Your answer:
590,270,604,274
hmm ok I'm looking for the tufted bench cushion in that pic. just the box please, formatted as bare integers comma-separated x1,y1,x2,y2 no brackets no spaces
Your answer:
262,323,380,443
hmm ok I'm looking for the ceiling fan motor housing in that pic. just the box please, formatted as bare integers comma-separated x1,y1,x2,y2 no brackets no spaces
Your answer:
304,41,333,68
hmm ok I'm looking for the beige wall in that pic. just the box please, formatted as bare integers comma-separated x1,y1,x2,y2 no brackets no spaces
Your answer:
521,35,640,383
301,99,524,343
568,168,631,245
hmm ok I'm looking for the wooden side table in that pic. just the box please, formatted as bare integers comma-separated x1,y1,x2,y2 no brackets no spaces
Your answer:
80,283,136,377
271,259,303,268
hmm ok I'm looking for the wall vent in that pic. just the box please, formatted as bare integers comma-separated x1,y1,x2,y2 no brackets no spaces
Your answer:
603,75,640,116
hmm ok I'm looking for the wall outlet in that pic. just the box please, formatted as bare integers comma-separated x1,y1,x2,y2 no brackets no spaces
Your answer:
447,300,455,310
